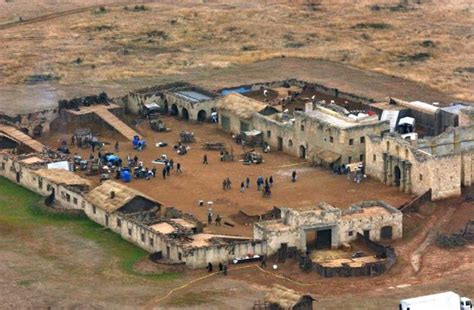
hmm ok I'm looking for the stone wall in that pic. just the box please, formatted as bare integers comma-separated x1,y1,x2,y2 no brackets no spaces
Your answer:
459,107,474,127
0,154,88,210
0,108,58,137
255,202,402,255
0,152,265,269
366,127,474,200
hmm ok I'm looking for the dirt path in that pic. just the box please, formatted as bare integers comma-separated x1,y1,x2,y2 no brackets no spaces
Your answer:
0,0,164,30
411,207,455,273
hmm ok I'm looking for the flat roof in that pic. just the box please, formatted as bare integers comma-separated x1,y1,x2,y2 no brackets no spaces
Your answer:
149,222,176,234
170,218,196,230
304,108,379,129
174,90,212,102
20,156,46,165
342,206,391,219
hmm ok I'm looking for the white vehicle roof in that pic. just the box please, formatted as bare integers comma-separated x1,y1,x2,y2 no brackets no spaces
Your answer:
398,116,415,126
400,291,460,310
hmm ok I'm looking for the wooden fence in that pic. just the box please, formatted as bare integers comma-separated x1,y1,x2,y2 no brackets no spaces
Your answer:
297,233,396,277
398,189,431,213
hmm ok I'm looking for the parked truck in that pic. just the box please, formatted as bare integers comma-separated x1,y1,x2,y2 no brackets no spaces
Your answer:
399,291,472,310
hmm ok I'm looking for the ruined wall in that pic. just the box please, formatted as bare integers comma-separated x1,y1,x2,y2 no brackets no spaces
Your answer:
256,202,402,255
254,222,300,255
427,155,462,200
252,113,295,154
218,111,252,134
183,240,267,268
0,108,58,137
459,107,474,127
365,131,471,200
339,203,403,244
0,155,87,210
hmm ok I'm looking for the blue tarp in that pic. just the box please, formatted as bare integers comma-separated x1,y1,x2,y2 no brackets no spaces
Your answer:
220,87,252,96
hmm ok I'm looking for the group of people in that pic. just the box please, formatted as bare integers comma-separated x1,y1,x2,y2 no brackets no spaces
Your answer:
219,175,276,198
207,262,228,276
207,208,221,226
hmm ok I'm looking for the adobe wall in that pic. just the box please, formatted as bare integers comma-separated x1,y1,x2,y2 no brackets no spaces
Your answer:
182,240,267,269
459,107,474,127
293,112,389,164
252,113,295,155
0,154,87,210
218,111,252,135
0,108,58,137
365,131,471,200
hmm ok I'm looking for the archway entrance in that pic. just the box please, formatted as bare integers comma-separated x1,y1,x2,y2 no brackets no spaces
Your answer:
197,110,207,122
170,104,178,116
394,166,401,186
299,145,306,159
181,108,189,120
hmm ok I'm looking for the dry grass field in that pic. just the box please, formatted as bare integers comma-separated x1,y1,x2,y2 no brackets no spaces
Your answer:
0,0,472,101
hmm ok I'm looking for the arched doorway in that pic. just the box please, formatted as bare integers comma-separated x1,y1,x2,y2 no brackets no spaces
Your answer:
394,166,401,186
197,110,207,122
182,108,189,120
299,145,306,159
170,104,178,116
381,226,393,240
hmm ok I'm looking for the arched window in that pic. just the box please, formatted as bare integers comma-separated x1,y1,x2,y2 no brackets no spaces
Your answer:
288,139,293,147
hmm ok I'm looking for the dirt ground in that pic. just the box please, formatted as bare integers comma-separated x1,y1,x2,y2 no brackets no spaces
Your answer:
1,0,473,308
0,0,472,104
39,115,411,236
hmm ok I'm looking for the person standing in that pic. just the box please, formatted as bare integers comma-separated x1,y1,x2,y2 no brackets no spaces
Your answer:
166,162,171,176
246,177,250,188
71,135,75,147
226,178,231,189
115,141,119,152
269,175,273,187
162,167,167,179
203,154,208,165
152,167,156,178
291,170,297,183
240,182,245,193
176,162,182,174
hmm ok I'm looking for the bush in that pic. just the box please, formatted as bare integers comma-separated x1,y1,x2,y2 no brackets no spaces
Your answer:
399,52,431,62
353,22,391,30
241,45,257,51
436,234,466,248
421,40,435,48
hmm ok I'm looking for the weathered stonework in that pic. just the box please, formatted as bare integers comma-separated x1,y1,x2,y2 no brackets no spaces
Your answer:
254,201,402,255
366,125,474,200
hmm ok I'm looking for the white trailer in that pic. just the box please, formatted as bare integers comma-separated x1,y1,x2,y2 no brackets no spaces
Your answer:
399,291,472,310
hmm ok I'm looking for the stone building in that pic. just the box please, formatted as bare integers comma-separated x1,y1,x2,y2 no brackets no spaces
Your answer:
215,93,268,133
290,104,389,165
123,82,218,122
216,93,388,168
365,124,474,200
0,153,267,269
254,201,402,255
0,108,58,138
0,152,91,209
84,181,266,268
